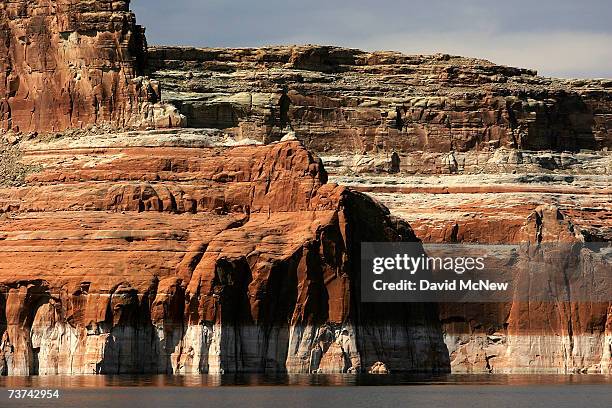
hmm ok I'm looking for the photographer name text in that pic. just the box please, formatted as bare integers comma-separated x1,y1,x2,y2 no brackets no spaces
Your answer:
373,279,509,292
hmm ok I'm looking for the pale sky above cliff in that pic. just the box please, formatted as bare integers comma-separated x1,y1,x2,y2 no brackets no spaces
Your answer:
132,0,612,78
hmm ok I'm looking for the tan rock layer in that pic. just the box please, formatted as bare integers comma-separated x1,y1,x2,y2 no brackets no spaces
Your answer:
147,45,612,155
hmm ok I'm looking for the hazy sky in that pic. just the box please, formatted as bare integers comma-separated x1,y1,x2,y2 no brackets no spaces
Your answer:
132,0,612,78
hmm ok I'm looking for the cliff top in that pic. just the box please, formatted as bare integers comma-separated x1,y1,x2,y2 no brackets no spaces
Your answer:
148,44,611,85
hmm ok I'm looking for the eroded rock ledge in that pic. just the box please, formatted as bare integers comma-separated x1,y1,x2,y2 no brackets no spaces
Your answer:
147,45,612,157
0,137,449,375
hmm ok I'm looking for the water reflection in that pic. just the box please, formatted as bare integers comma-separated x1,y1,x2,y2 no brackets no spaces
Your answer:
1,373,611,388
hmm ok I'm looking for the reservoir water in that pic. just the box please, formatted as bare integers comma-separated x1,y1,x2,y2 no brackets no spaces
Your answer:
1,374,610,408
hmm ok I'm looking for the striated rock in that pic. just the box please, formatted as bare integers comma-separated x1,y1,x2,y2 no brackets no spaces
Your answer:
147,45,612,160
0,0,184,133
0,135,449,375
440,206,611,374
344,172,612,373
0,3,610,376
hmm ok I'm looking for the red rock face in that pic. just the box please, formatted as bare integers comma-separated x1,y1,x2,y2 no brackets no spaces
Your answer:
156,46,609,374
0,137,449,375
0,0,182,133
346,171,611,374
437,206,611,373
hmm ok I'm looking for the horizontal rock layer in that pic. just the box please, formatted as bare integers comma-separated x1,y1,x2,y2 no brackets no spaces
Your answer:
147,45,612,157
334,171,612,374
0,137,449,375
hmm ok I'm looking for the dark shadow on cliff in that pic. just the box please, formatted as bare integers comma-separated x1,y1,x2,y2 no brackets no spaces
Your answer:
515,92,600,152
98,280,184,374
343,191,451,373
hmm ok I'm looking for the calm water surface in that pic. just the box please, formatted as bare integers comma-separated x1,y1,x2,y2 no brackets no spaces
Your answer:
1,374,611,408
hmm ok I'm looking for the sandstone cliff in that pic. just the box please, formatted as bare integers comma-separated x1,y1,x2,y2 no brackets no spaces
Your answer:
0,0,183,133
0,3,610,376
0,135,449,375
143,44,612,374
439,206,611,374
147,45,612,163
335,149,611,375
